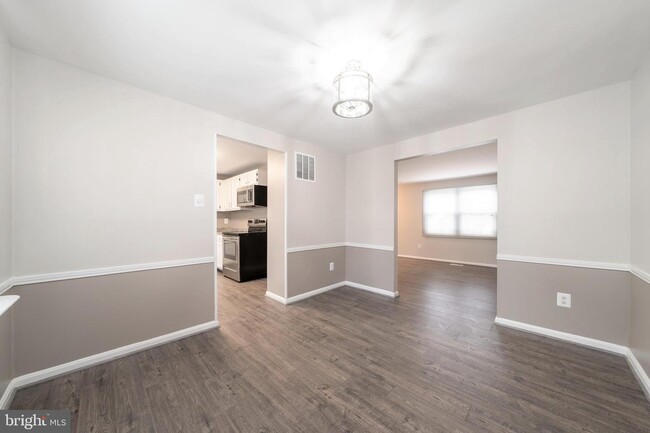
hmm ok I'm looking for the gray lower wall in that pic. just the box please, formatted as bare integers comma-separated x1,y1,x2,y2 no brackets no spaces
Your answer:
0,309,12,398
7,263,214,376
286,246,398,299
497,260,630,345
346,247,396,294
631,274,650,376
287,247,345,298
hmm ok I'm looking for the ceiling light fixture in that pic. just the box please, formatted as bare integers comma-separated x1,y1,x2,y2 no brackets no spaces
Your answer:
332,61,373,118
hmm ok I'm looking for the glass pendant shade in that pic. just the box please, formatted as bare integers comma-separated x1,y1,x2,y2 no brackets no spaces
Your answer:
333,61,373,118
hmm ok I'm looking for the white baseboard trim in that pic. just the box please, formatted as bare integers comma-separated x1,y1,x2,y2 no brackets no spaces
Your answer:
398,255,497,268
344,281,399,298
494,317,628,355
496,254,630,272
267,281,399,305
6,257,215,291
0,320,219,409
0,382,15,410
265,291,287,305
631,266,650,286
286,282,346,305
627,348,650,401
494,316,650,402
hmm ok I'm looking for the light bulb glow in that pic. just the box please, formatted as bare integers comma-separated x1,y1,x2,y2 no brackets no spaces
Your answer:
333,61,373,118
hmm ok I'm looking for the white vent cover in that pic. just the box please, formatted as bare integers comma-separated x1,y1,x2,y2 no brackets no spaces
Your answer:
295,152,315,182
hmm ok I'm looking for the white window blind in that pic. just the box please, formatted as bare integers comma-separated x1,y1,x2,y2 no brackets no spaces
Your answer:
423,184,497,238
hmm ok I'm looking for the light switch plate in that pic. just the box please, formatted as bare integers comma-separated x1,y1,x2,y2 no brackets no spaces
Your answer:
194,194,205,208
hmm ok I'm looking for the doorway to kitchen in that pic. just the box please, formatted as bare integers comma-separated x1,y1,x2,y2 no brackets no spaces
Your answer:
215,135,286,310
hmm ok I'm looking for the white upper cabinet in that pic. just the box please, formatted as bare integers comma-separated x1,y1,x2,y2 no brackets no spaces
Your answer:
236,169,267,187
217,178,239,211
217,168,266,211
217,178,229,211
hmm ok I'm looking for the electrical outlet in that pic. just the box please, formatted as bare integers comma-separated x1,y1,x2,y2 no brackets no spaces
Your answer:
557,292,571,308
417,243,422,249
224,218,229,224
329,262,334,271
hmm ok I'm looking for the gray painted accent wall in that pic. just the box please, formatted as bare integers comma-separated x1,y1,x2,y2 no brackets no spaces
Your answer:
6,264,214,376
631,275,650,376
287,247,345,298
497,260,630,345
346,247,396,294
0,310,12,398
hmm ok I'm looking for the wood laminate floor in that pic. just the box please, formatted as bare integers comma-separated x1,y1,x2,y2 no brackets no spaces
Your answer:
11,258,650,432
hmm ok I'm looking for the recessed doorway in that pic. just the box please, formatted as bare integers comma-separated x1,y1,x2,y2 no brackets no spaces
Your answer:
215,135,286,314
395,141,498,322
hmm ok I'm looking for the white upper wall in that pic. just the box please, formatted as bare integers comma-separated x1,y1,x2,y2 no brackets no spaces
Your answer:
2,1,649,153
631,50,650,274
12,50,345,276
0,24,11,283
216,136,268,178
348,82,631,266
397,141,497,184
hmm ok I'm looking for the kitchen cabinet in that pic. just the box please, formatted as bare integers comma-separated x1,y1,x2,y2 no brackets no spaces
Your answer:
229,178,240,210
217,180,224,211
216,234,223,271
217,168,267,211
217,178,240,211
237,169,265,186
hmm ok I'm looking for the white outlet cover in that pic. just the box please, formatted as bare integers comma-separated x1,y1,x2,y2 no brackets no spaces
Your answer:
224,218,229,224
194,194,205,208
557,292,571,308
329,262,334,271
417,243,422,249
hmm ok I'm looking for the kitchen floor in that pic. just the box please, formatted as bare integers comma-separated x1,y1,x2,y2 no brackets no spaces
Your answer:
10,259,650,432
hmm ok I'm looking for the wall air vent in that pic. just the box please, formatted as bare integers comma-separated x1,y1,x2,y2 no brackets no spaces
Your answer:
295,152,315,182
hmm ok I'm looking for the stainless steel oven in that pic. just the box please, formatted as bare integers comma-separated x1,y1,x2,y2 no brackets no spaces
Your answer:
222,235,240,281
221,219,267,283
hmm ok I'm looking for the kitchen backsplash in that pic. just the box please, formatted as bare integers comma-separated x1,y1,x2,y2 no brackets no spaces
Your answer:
217,207,267,230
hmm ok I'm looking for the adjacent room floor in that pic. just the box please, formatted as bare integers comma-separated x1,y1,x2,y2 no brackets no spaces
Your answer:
11,259,650,432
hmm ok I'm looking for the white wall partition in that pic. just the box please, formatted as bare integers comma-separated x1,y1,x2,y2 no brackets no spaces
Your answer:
0,25,12,284
12,50,347,277
348,82,631,267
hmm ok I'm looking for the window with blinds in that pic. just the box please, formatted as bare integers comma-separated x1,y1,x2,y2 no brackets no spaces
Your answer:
423,184,497,238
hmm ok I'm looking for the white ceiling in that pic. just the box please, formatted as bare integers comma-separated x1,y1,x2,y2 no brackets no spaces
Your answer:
397,141,497,184
217,136,268,177
1,1,649,154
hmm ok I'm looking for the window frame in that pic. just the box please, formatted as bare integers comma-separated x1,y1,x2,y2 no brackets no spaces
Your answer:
421,184,498,240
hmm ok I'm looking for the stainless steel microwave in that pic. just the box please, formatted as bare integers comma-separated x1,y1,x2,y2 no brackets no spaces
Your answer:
236,185,267,207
